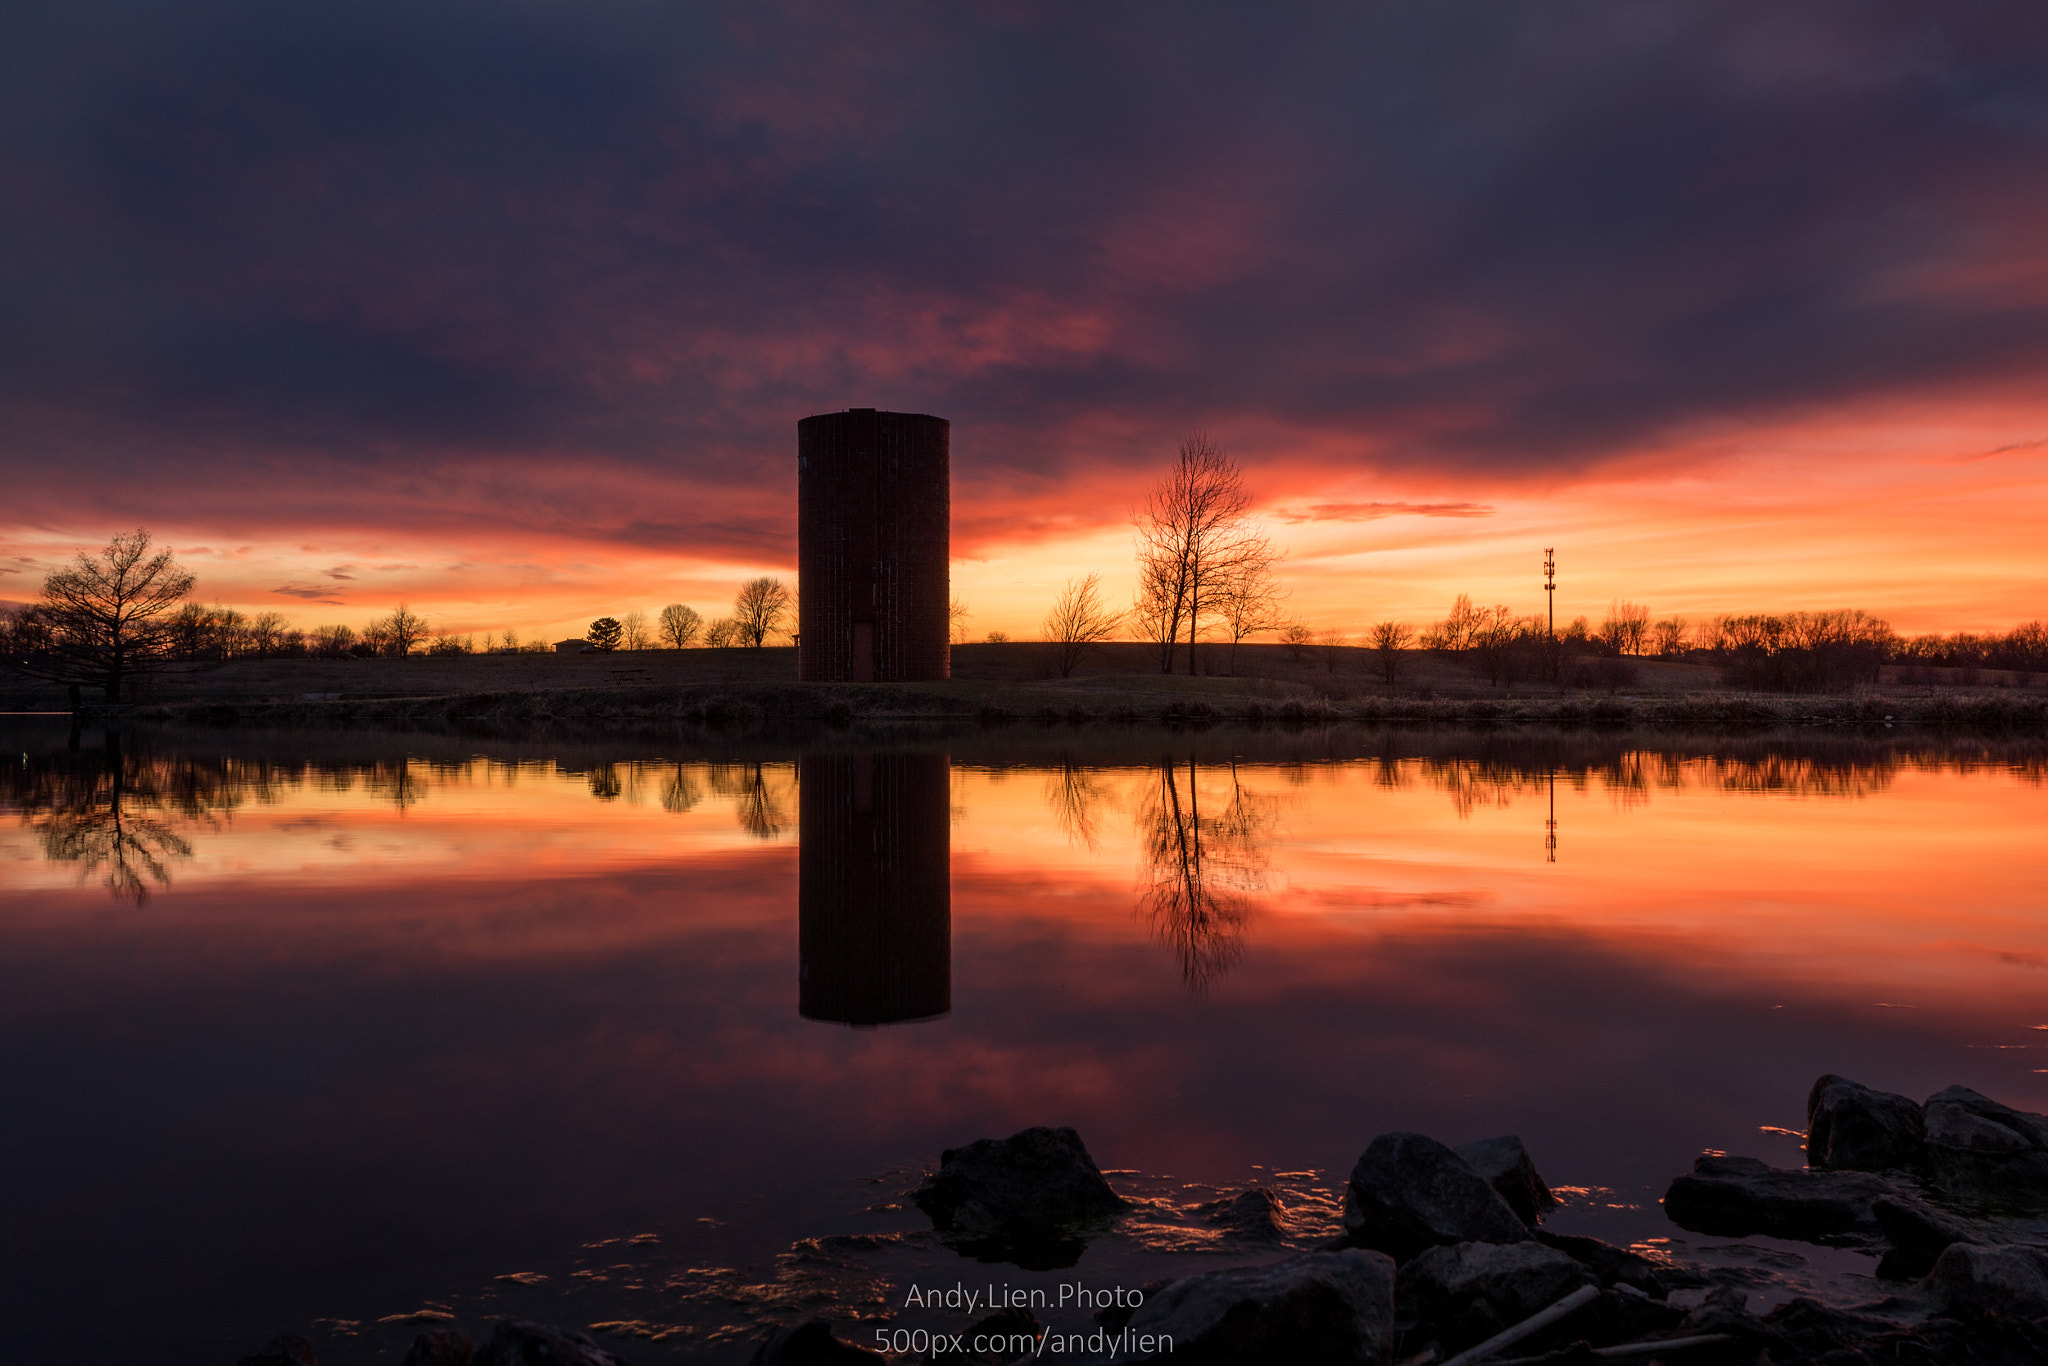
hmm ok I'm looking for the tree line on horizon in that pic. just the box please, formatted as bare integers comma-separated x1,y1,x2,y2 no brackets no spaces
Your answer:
3,523,2043,703
0,531,802,701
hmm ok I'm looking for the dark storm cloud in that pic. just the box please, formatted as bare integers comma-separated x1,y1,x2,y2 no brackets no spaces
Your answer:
4,0,2048,554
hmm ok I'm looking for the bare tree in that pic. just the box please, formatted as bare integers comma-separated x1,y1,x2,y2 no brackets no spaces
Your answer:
1468,605,1528,686
1042,573,1123,678
247,611,297,657
704,616,740,647
1214,552,1287,674
366,604,429,656
1279,620,1315,661
1130,558,1184,668
732,576,792,647
1651,616,1689,657
1368,620,1413,684
1133,433,1264,675
1600,600,1651,656
4,529,194,702
949,596,972,645
1422,593,1483,652
659,603,702,648
1318,628,1347,673
621,609,651,651
166,602,247,660
309,624,357,658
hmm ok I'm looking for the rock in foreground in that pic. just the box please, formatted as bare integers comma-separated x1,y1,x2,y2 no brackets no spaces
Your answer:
1807,1074,1926,1172
1925,1242,2048,1321
1452,1134,1556,1225
1118,1249,1396,1365
1662,1154,1896,1241
1343,1132,1531,1261
912,1126,1124,1266
1924,1085,2048,1211
1396,1240,1592,1352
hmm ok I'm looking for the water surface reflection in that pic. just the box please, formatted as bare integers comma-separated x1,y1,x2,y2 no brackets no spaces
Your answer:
3,723,2047,1364
799,753,950,1025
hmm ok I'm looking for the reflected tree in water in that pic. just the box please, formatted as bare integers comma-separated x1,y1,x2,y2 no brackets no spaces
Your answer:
588,764,623,801
3,732,243,903
1136,758,1278,990
1044,762,1114,850
659,764,704,814
708,763,795,839
358,761,428,813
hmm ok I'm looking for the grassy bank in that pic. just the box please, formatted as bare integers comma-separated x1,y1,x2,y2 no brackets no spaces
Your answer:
7,641,2043,733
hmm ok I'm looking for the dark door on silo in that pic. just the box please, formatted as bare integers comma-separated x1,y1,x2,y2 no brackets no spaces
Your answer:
798,752,950,1025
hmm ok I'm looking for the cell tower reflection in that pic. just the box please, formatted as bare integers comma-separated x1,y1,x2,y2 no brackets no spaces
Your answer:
797,752,952,1026
1546,770,1558,863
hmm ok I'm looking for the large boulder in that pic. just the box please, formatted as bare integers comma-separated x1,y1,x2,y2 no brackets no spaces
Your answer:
1452,1135,1556,1225
1759,1297,1902,1360
1873,1193,1983,1264
475,1321,632,1366
1396,1241,1592,1351
1343,1133,1531,1261
1806,1075,1926,1172
1672,1286,1792,1361
912,1126,1124,1268
1116,1250,1396,1365
1925,1243,2048,1321
1923,1086,2048,1211
1662,1154,1896,1242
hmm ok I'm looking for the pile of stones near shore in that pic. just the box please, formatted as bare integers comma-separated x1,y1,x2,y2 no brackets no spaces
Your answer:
236,1079,2048,1366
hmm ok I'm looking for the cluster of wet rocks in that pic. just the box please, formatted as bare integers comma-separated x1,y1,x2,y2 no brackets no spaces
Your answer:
238,1074,2048,1366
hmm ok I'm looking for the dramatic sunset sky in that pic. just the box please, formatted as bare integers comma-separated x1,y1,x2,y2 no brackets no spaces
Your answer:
3,1,2045,641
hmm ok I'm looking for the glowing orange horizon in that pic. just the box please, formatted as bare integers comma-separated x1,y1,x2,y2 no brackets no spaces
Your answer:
4,393,2044,644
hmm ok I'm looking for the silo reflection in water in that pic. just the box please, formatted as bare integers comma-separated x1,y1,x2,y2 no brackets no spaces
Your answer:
798,752,951,1026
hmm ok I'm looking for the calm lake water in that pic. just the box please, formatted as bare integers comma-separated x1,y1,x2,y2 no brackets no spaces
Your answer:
4,720,2047,1364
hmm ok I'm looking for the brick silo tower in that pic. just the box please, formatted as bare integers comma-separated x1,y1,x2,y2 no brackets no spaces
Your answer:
797,408,950,682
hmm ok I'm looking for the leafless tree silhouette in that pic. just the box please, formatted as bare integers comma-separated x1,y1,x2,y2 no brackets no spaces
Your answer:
659,603,703,648
733,577,793,647
1043,573,1124,678
1133,433,1267,675
6,529,194,702
1369,620,1413,683
1214,553,1287,674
